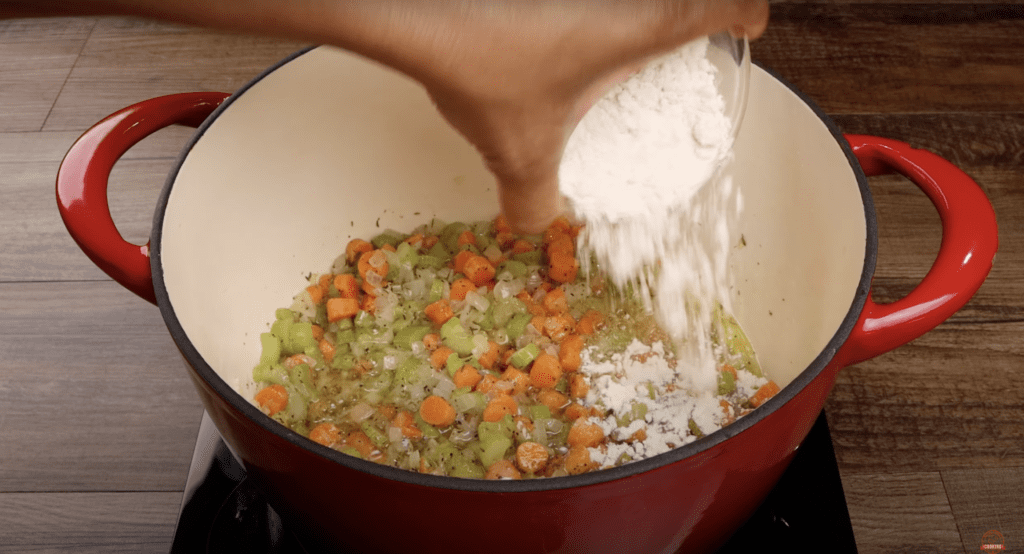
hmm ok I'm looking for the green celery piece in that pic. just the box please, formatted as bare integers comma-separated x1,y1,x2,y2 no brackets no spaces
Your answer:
428,279,446,302
509,343,540,369
440,222,470,253
528,404,552,422
616,401,648,427
335,328,356,345
496,260,528,279
258,333,281,367
492,297,527,327
275,308,296,321
440,317,475,356
445,352,463,377
688,418,705,439
394,325,430,350
512,250,544,266
427,241,450,261
448,457,485,479
417,255,444,270
339,446,363,459
371,229,406,249
361,421,389,449
270,318,291,345
394,357,424,386
395,241,419,265
506,312,532,340
717,308,763,377
478,436,512,469
414,412,441,439
717,370,736,395
253,363,288,385
331,353,356,371
354,311,375,329
287,321,317,355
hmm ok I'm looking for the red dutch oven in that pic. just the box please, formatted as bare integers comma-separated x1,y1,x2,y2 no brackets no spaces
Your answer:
56,46,997,553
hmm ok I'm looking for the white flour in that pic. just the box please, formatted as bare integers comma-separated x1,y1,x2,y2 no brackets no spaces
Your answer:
559,36,741,393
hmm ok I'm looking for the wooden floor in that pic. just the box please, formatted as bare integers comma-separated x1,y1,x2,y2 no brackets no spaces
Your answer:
1,3,1022,553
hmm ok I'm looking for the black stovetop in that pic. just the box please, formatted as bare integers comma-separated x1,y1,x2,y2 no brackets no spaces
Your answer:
170,411,858,554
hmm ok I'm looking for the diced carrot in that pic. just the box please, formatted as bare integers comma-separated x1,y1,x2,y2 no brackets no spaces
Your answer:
334,274,359,299
254,384,288,416
568,373,589,399
485,459,522,480
344,430,376,458
493,214,512,234
543,313,576,342
477,341,500,370
567,419,604,448
309,422,341,447
327,297,360,322
453,364,483,389
564,445,598,475
424,299,454,325
453,249,476,274
420,395,457,427
501,367,530,396
422,333,440,352
345,239,373,265
456,230,477,247
541,287,569,315
403,233,424,247
463,255,496,287
379,404,398,421
547,251,579,283
310,324,325,342
429,346,454,370
475,373,499,395
720,364,738,380
576,309,604,335
306,284,325,305
495,231,516,249
515,441,550,473
545,216,573,239
559,334,584,372
357,249,388,280
514,415,535,433
422,235,439,249
482,395,518,422
749,381,781,408
318,339,336,363
361,293,377,314
449,278,476,301
512,239,535,254
547,234,575,259
530,353,563,389
392,410,423,439
530,315,547,335
537,389,569,414
563,402,589,422
381,243,397,253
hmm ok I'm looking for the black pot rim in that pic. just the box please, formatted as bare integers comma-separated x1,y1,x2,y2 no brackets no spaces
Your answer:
151,47,877,493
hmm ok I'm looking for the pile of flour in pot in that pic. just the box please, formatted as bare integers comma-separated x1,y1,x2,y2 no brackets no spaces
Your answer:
558,37,757,467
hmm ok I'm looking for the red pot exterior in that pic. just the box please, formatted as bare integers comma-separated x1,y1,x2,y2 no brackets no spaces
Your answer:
188,352,837,554
55,56,999,554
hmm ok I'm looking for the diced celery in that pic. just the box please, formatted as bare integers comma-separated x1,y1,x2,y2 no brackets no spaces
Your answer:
492,297,527,327
445,352,463,377
288,363,317,399
528,404,552,421
506,313,532,340
335,328,356,345
440,222,470,253
339,446,363,459
478,436,512,469
427,241,450,261
688,418,705,439
440,318,475,356
270,318,291,344
428,279,446,302
512,251,544,266
394,357,425,386
509,343,540,369
414,412,441,439
331,353,356,371
371,229,406,249
252,363,288,385
717,370,736,395
496,260,528,279
717,308,763,377
287,321,317,355
364,369,393,395
354,311,375,328
258,333,281,367
394,325,430,350
477,414,516,442
417,255,444,270
361,421,389,449
616,401,648,427
449,457,485,479
335,317,354,331
275,308,296,321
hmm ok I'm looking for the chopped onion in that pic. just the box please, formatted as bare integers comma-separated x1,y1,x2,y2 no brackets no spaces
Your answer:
464,290,490,313
348,402,375,422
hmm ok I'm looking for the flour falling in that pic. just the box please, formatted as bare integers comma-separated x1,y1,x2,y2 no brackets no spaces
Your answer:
559,36,742,392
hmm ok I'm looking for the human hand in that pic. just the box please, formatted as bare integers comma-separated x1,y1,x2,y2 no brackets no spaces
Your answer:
323,1,770,233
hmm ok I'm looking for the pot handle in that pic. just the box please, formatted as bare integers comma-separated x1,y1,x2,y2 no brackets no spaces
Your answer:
56,92,231,305
836,134,998,366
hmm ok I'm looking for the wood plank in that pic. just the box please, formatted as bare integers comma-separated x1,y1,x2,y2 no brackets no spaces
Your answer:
0,157,180,282
839,472,963,554
755,4,1024,114
0,126,198,165
44,16,307,132
0,492,180,554
0,17,95,133
943,467,1024,554
0,281,204,492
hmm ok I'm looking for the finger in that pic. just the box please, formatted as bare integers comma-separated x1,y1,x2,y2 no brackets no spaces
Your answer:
498,173,565,235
